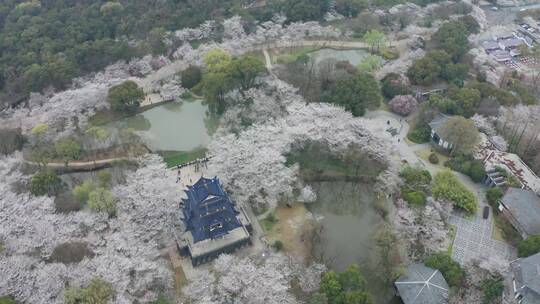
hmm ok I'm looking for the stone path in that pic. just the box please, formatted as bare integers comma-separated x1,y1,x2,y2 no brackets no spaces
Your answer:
449,212,516,265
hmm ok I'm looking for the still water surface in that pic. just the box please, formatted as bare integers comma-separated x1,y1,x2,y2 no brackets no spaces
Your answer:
112,101,211,151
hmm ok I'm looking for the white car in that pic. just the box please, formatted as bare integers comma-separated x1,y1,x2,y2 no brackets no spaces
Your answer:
490,6,499,11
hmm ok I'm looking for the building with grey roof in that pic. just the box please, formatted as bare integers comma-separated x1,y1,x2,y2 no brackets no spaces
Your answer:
428,113,455,150
395,263,449,304
499,188,540,239
509,252,540,303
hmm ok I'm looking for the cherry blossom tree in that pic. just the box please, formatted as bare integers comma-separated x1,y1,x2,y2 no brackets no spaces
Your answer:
388,95,418,116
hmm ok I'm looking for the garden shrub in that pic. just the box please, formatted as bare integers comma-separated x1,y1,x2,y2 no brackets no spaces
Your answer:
482,276,504,304
445,155,485,183
407,124,431,144
402,189,427,205
433,171,477,213
486,187,503,208
425,253,465,287
517,235,540,257
429,153,439,164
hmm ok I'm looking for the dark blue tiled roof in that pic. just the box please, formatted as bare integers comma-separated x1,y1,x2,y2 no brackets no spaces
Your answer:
182,177,242,243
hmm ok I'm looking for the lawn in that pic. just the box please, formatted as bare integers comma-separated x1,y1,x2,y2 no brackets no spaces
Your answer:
159,148,207,168
415,147,449,169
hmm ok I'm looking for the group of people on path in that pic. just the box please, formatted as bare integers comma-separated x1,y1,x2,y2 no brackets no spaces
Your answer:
175,157,210,184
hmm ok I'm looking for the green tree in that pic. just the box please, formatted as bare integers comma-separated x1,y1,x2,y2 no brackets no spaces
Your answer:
363,30,386,52
30,171,63,196
517,235,540,257
407,50,452,85
486,187,503,207
107,81,145,113
73,180,96,204
319,265,374,304
55,138,82,166
88,187,118,217
227,55,266,91
181,66,202,89
468,160,486,183
147,27,167,55
432,170,477,213
322,73,381,116
438,116,480,156
100,2,124,19
274,0,330,22
97,171,112,188
65,277,114,304
425,253,466,287
202,72,231,114
85,127,110,141
357,55,381,74
452,88,481,117
203,49,232,73
433,21,470,61
482,276,504,304
399,166,432,190
335,0,368,17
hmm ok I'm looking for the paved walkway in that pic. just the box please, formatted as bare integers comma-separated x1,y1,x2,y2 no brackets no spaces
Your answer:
449,212,516,265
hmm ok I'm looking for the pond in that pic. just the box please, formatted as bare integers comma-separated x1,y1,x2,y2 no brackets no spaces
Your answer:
308,48,371,66
111,100,213,151
308,181,399,304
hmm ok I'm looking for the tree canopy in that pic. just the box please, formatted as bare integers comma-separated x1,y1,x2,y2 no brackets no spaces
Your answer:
227,55,266,91
88,187,118,217
107,80,145,113
438,116,480,156
322,73,382,117
0,0,273,105
30,171,63,197
181,66,202,89
65,277,114,304
318,264,374,304
272,0,330,22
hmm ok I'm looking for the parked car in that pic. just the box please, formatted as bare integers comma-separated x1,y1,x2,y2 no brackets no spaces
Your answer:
483,206,490,219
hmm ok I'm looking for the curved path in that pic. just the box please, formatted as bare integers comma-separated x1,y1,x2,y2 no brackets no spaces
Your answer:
25,157,128,170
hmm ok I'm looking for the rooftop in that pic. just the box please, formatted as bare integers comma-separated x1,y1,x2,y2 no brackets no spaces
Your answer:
511,252,540,302
481,149,540,193
428,113,453,136
181,177,242,243
499,38,524,48
395,263,449,304
501,188,540,236
483,41,500,50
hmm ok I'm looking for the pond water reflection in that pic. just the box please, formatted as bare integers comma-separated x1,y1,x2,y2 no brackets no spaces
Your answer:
111,101,212,151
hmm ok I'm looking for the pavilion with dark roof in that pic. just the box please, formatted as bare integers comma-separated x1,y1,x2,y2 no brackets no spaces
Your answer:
176,177,251,266
395,263,449,304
